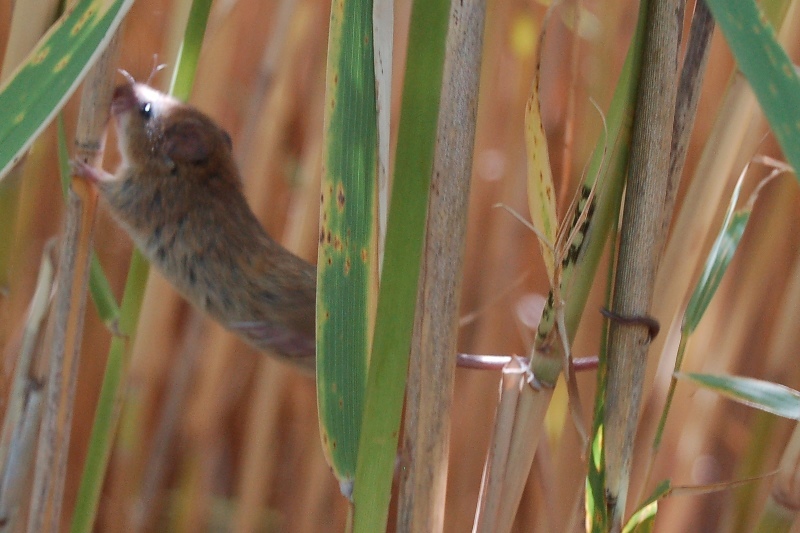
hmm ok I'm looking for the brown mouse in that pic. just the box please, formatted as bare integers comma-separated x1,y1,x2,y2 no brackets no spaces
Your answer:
73,80,316,372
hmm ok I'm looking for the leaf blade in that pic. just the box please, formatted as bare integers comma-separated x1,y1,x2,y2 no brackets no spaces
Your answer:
677,373,800,420
704,0,800,180
0,0,134,181
316,0,377,486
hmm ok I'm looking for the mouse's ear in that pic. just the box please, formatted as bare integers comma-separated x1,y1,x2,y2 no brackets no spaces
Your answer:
164,118,214,163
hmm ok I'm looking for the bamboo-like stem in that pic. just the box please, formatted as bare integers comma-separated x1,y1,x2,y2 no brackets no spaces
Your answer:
489,385,553,531
27,35,121,533
603,0,683,528
0,242,56,531
631,0,714,505
658,0,714,254
473,361,552,533
397,2,485,529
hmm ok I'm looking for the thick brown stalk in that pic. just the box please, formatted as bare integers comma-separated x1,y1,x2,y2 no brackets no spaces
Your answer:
27,36,121,533
396,0,486,530
603,0,683,528
633,0,715,503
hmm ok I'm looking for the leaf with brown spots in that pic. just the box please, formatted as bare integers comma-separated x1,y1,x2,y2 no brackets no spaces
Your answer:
524,18,558,285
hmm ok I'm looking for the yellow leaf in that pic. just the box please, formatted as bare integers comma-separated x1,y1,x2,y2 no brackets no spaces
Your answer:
524,32,558,285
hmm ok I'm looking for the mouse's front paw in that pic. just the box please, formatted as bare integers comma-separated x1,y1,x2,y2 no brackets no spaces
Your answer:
70,159,112,184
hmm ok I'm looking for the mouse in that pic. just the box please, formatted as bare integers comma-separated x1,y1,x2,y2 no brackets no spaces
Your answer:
72,77,316,372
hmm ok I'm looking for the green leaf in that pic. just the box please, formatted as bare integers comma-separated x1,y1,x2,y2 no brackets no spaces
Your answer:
316,0,376,487
621,480,670,533
0,0,134,181
169,0,213,99
586,423,608,532
677,373,800,419
682,172,747,334
704,0,800,180
351,0,449,529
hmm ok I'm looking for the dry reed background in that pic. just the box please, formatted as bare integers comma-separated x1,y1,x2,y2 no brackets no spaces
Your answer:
1,0,800,530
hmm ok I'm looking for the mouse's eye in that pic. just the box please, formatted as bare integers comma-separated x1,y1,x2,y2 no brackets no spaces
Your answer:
139,102,153,120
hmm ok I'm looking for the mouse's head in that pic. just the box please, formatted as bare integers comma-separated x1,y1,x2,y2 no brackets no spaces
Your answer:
111,82,235,182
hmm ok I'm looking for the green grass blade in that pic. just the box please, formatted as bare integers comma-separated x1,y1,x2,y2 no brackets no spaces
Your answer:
677,373,800,419
0,0,134,181
586,423,607,530
69,253,149,533
704,0,800,178
682,171,746,334
621,480,670,533
683,159,790,334
169,0,213,98
316,0,376,486
351,0,449,529
683,211,748,334
88,255,121,331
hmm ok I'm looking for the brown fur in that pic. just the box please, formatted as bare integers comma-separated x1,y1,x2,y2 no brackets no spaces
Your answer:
92,82,316,370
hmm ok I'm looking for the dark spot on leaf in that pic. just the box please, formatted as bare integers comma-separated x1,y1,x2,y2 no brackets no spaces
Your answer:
337,187,345,210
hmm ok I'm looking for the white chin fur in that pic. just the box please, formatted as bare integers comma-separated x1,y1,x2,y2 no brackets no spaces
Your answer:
133,84,179,118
